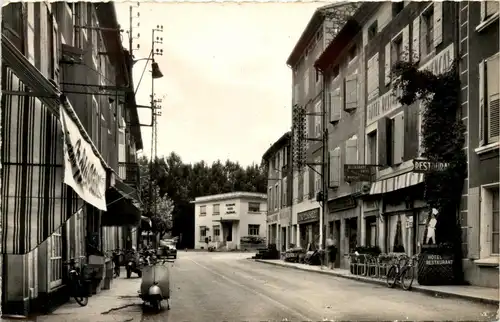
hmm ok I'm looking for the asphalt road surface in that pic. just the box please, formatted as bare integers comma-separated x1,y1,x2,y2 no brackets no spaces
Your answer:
115,251,497,322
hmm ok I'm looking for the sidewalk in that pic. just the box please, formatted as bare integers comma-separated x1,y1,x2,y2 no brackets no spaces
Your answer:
2,269,143,322
254,259,500,305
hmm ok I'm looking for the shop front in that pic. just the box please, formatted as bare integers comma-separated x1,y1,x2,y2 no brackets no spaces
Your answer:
369,172,426,256
279,208,291,251
267,213,278,247
327,195,360,269
297,208,320,250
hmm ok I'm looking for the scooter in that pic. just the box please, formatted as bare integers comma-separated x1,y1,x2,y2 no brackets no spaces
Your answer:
139,249,173,312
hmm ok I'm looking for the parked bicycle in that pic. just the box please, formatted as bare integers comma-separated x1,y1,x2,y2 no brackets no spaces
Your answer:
63,258,88,306
386,254,419,290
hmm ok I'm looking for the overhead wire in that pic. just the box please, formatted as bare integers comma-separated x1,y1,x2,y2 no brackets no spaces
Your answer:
134,49,153,95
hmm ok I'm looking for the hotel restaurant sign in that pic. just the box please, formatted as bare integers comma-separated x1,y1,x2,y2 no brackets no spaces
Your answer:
61,108,107,210
225,203,237,215
367,43,455,126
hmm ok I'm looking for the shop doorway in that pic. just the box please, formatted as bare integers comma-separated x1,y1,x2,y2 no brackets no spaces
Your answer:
345,218,358,254
333,220,341,268
281,227,287,251
365,216,377,247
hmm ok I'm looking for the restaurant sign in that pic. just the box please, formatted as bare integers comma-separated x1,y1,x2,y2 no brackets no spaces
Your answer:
225,203,237,215
367,43,454,126
413,159,450,173
61,108,107,210
298,208,320,224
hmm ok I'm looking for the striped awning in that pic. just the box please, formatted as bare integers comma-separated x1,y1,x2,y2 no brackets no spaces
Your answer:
369,172,424,195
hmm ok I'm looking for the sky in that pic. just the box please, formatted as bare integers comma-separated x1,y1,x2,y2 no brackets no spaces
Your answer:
115,2,326,167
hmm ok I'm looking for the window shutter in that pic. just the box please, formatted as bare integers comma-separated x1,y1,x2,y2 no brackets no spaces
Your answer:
283,178,287,207
394,114,405,164
433,2,443,48
315,101,322,137
345,137,358,165
303,167,309,198
487,55,500,142
329,148,341,187
402,25,410,62
387,118,394,166
345,74,358,111
384,43,391,85
330,87,341,123
412,17,420,63
377,118,388,166
479,60,485,146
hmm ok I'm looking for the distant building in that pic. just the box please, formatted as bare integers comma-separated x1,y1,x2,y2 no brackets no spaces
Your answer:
192,192,267,250
262,132,293,251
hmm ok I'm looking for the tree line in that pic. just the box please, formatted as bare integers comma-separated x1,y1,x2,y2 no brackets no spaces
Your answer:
138,152,268,248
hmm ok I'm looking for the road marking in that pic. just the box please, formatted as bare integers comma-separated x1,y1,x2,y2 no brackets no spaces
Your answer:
187,258,314,321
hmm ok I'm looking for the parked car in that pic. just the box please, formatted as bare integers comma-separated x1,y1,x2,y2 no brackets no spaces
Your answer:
159,239,177,259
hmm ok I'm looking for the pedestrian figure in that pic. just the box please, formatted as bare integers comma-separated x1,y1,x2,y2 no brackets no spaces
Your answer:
326,234,337,269
426,208,438,244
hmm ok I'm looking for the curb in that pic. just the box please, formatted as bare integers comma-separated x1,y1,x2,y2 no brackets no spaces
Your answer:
253,259,499,306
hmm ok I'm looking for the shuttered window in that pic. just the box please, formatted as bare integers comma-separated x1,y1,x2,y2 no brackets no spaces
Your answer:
345,136,358,165
433,2,442,48
481,1,499,21
303,167,309,199
412,16,420,63
315,101,322,137
421,7,434,57
367,53,379,101
367,131,377,165
391,113,405,165
330,87,341,123
344,74,358,111
329,148,341,188
283,178,288,207
479,53,500,145
315,157,321,193
384,43,391,85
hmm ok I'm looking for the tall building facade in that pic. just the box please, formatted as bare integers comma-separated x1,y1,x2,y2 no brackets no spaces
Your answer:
458,1,499,288
262,132,292,250
287,3,359,251
1,2,143,315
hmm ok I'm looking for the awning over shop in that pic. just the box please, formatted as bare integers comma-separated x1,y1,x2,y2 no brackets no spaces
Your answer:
101,175,143,227
370,172,424,195
213,218,240,223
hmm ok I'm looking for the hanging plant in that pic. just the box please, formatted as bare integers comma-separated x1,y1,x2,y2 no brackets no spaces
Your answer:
391,58,466,283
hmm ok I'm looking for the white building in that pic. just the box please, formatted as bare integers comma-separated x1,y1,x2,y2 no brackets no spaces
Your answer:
193,192,267,250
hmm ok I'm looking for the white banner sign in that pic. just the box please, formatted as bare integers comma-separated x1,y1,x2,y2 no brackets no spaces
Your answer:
60,108,107,210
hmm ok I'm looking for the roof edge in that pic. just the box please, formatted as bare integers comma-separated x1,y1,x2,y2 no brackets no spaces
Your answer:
261,131,292,162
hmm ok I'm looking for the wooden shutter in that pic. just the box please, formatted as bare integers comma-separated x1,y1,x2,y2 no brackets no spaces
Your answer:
303,167,309,198
330,87,341,123
387,118,394,166
433,2,443,48
479,60,485,146
345,137,358,165
402,25,410,62
486,54,500,142
377,118,388,166
283,178,287,207
412,16,420,63
393,114,405,164
345,74,358,111
329,148,341,187
384,43,391,85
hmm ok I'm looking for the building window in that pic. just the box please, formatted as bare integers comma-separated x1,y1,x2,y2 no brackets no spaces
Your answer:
345,135,359,165
479,53,500,146
283,146,288,166
49,227,63,289
421,7,434,57
388,114,405,166
367,53,380,101
213,204,220,215
329,147,341,188
304,68,310,98
367,131,377,165
248,202,260,213
199,226,207,242
492,189,499,254
368,20,378,41
481,1,499,21
315,100,322,138
282,177,288,207
213,225,220,241
248,224,260,236
392,2,404,17
391,34,403,64
275,184,279,210
268,187,273,210
200,205,206,216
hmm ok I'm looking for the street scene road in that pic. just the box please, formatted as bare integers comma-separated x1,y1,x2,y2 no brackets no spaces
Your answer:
56,252,497,322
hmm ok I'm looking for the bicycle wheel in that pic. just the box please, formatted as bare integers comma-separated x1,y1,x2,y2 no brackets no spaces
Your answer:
386,265,397,288
401,266,415,290
73,278,89,307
